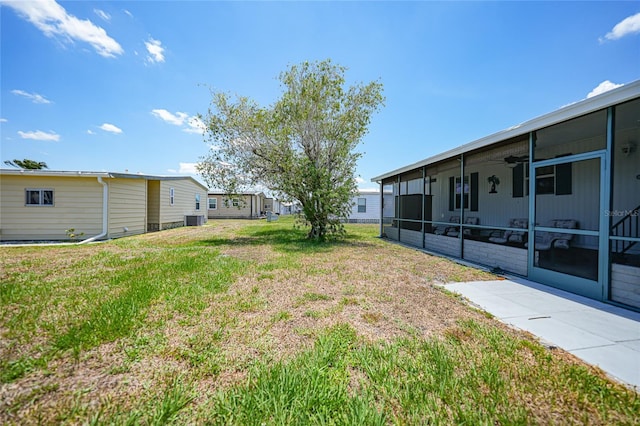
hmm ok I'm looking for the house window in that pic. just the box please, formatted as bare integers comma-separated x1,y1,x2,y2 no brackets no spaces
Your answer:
518,163,571,196
533,165,555,195
455,176,469,209
448,173,478,211
195,194,201,210
224,198,244,208
25,189,54,206
208,197,217,209
357,198,366,213
226,198,239,207
524,164,554,195
169,188,175,206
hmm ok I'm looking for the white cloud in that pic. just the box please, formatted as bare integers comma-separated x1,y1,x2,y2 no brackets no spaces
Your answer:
183,116,206,134
145,37,165,63
18,130,60,141
151,109,188,125
123,9,133,18
587,80,624,98
3,0,123,58
152,109,205,134
94,9,110,22
178,162,198,174
0,118,7,123
87,129,95,135
12,89,51,104
602,12,640,42
355,177,365,184
99,123,123,134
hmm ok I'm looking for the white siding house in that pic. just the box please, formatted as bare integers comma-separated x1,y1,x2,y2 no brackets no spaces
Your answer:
347,189,381,223
372,80,640,311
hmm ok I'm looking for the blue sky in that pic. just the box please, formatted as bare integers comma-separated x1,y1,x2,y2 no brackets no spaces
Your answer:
1,1,639,189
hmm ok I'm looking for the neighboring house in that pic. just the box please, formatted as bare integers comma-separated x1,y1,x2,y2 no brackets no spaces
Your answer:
272,201,297,216
281,200,303,215
346,189,380,223
0,170,208,242
264,198,275,213
207,191,267,219
372,80,640,311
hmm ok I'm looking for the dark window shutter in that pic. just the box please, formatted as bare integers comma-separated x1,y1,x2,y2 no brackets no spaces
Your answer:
512,164,524,198
449,176,455,211
470,172,479,211
555,163,572,195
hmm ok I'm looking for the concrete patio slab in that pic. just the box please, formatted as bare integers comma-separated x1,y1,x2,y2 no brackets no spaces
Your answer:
442,278,640,390
504,315,614,351
571,345,640,388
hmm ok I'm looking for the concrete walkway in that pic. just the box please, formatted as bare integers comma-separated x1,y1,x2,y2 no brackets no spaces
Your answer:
442,277,640,390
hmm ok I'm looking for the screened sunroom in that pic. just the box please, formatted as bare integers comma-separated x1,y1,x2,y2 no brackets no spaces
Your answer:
374,81,640,311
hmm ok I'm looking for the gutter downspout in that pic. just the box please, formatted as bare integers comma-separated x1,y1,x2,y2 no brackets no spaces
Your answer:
378,181,383,238
79,176,108,244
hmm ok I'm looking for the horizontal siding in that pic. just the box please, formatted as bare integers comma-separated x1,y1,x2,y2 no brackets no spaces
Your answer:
108,179,147,238
611,264,640,309
424,233,461,257
349,193,381,221
384,226,399,240
399,229,423,247
463,240,528,276
0,175,103,240
160,180,207,225
207,194,257,218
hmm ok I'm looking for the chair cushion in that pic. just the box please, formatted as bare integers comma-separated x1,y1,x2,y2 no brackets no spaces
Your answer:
510,218,528,229
489,237,508,244
552,219,577,229
508,232,524,243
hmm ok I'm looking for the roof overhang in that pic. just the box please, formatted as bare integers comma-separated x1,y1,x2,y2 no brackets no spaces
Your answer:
0,169,209,191
371,79,640,182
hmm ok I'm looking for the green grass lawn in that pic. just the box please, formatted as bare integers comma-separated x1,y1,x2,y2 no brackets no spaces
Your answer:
1,217,638,424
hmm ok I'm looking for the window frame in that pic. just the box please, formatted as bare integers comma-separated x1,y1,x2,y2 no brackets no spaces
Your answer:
169,188,175,206
224,198,241,208
523,162,571,196
25,188,54,206
357,197,366,213
195,194,201,210
455,176,470,210
208,197,217,210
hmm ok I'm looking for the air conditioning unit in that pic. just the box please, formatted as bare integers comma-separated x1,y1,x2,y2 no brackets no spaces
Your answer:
185,215,205,226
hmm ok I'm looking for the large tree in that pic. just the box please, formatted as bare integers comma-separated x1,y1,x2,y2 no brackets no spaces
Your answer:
198,60,384,240
4,159,49,169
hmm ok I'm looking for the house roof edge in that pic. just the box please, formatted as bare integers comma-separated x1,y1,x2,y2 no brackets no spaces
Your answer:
371,79,640,182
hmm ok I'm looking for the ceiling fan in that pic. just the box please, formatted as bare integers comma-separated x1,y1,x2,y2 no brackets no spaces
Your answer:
503,155,529,165
503,155,529,168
